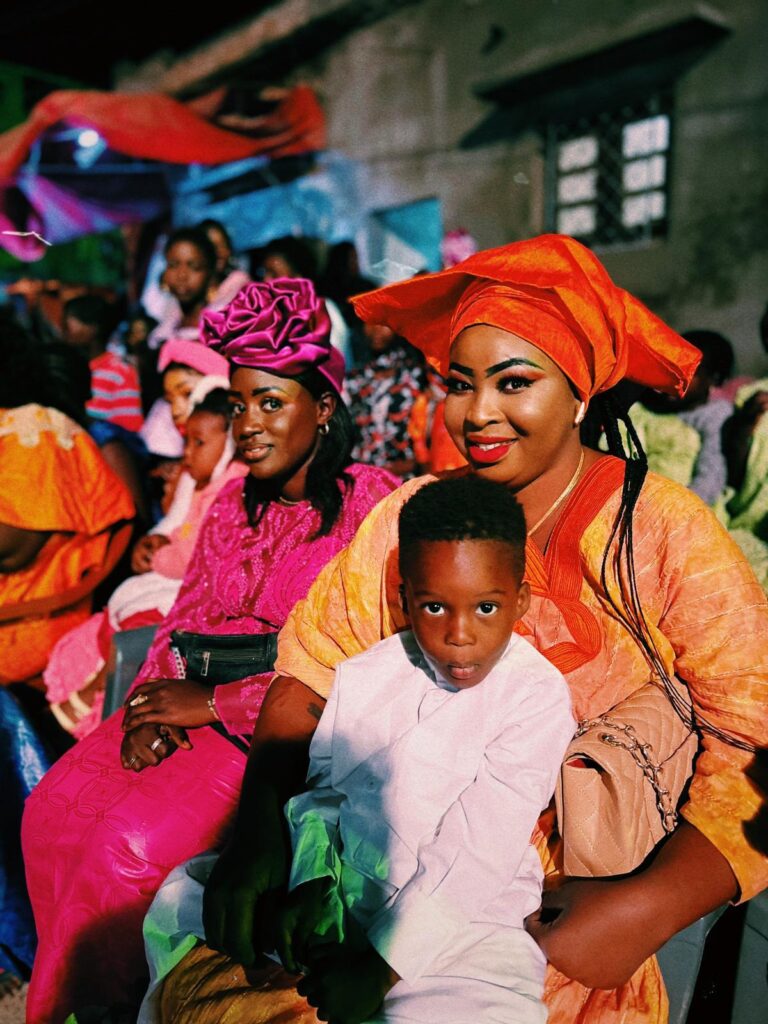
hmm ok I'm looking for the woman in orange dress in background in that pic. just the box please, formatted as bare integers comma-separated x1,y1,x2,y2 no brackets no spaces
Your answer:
0,320,134,992
0,322,135,693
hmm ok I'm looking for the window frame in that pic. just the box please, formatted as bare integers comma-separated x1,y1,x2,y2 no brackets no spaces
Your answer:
544,92,674,249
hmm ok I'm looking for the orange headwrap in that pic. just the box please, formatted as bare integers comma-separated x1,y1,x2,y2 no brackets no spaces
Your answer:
352,234,700,400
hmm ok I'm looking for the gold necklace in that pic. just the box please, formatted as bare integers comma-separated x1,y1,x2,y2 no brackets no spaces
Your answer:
277,495,302,506
526,448,585,537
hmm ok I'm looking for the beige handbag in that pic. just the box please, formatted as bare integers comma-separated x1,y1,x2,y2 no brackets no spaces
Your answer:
554,680,699,877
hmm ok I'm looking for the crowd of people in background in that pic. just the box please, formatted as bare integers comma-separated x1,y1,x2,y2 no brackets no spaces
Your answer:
0,223,766,1024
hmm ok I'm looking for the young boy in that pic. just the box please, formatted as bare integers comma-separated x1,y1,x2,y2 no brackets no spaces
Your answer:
278,475,576,1024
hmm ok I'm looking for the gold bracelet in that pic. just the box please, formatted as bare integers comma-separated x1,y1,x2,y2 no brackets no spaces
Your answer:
207,695,220,721
50,702,78,734
68,690,92,719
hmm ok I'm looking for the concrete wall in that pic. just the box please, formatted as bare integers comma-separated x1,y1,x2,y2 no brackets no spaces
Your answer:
289,0,768,372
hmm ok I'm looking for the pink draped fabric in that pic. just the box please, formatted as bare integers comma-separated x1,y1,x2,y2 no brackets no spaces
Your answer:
22,463,398,1024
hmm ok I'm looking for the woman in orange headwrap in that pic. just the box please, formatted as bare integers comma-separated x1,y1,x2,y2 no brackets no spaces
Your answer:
156,236,768,1024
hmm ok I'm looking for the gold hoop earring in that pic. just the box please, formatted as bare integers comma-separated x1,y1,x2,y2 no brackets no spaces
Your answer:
574,401,587,426
318,423,330,435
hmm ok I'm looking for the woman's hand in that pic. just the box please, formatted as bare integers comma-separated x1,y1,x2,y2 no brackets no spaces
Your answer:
122,678,215,730
130,533,170,574
120,723,191,772
525,823,739,990
525,877,663,989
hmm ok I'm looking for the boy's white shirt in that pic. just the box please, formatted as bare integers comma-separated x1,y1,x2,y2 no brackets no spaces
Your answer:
138,630,574,1024
285,630,575,985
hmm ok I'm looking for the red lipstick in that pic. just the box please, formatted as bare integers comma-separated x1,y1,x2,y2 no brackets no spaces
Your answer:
465,435,516,465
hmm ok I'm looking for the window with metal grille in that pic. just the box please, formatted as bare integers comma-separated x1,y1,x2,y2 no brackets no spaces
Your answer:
545,96,672,247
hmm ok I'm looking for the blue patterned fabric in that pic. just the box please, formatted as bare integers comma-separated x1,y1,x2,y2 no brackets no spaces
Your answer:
0,687,51,976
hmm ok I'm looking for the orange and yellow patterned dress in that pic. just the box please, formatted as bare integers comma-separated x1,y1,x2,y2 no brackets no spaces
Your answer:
0,404,135,684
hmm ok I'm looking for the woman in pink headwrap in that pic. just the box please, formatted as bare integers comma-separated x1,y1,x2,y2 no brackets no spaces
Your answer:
21,279,399,1024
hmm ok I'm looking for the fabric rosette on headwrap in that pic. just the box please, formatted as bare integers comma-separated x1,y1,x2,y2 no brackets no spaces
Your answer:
201,277,345,394
352,234,701,401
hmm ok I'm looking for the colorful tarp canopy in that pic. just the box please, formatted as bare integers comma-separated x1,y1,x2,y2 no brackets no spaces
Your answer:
0,85,325,260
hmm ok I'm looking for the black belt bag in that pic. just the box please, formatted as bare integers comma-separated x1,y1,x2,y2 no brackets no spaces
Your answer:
169,629,278,752
170,630,278,684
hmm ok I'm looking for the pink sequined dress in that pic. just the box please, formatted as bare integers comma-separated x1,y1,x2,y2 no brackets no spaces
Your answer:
22,463,398,1023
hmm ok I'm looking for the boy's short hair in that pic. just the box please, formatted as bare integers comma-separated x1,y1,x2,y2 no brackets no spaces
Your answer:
399,476,527,581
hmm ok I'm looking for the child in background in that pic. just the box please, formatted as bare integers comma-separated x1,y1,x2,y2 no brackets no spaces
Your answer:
145,388,245,582
135,337,230,544
44,388,245,739
63,294,144,433
274,475,575,1024
123,309,161,416
632,330,735,506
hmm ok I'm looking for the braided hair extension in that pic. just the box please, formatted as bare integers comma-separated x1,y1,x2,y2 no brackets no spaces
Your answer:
244,367,354,539
593,390,756,753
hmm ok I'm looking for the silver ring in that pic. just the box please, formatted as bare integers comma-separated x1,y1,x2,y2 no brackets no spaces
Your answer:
149,736,164,752
128,755,138,767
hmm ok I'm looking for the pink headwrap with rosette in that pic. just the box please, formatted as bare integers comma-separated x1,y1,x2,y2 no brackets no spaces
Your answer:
200,277,345,394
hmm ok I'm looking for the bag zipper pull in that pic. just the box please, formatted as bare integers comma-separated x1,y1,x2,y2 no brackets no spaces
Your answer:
201,651,211,677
